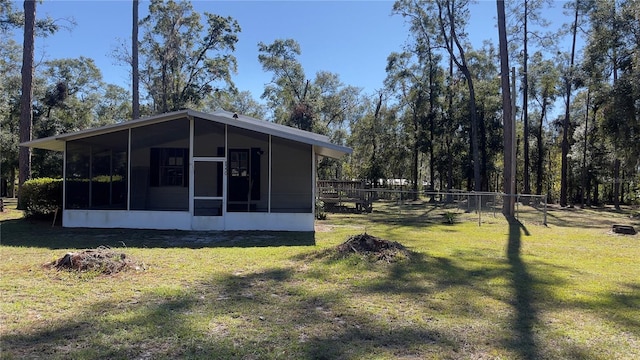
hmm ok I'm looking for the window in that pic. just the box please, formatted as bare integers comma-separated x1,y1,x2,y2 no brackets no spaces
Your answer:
150,148,188,187
229,150,249,177
228,149,261,204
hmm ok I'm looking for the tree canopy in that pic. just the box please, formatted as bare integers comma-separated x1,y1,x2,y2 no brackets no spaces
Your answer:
4,0,639,208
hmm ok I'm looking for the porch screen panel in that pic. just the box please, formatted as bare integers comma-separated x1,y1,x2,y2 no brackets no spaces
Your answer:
271,137,312,213
130,119,190,211
193,118,225,157
194,199,223,216
194,161,222,197
65,142,90,209
226,126,269,212
65,130,128,210
89,131,128,209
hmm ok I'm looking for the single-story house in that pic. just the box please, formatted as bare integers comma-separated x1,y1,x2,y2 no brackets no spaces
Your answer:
21,109,352,231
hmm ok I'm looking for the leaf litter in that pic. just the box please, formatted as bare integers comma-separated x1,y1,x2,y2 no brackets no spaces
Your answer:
44,246,145,275
335,233,412,262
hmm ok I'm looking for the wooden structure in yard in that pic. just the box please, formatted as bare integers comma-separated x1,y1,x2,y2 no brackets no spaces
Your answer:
317,180,373,213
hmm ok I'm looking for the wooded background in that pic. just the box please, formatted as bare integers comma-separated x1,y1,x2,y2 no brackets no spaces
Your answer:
1,0,638,208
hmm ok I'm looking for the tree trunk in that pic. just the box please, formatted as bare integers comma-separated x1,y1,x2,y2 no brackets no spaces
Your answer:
611,3,621,211
446,136,453,201
462,70,480,192
497,0,514,217
412,117,419,201
18,0,36,209
585,171,591,206
438,0,481,192
560,0,579,207
613,158,620,209
479,110,488,191
467,131,473,191
428,51,436,200
620,170,625,206
132,0,140,119
9,168,16,197
370,92,382,186
581,86,590,208
429,116,435,196
523,0,531,196
161,63,168,113
547,149,553,201
535,100,546,195
446,29,454,202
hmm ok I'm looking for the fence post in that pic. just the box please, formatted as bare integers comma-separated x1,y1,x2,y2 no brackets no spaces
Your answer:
543,194,548,226
477,193,481,226
493,193,497,218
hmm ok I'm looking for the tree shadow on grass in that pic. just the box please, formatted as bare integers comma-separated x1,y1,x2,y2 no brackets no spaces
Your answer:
604,282,640,335
0,265,455,359
294,240,554,357
543,206,640,230
564,281,640,339
0,218,316,249
3,217,632,359
506,217,538,360
363,201,449,230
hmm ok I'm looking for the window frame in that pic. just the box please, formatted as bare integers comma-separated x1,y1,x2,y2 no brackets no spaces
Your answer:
150,148,189,187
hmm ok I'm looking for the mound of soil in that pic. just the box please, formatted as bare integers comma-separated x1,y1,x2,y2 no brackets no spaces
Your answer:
46,246,143,274
336,233,411,262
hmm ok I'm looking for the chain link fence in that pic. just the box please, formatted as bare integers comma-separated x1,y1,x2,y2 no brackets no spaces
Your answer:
317,185,547,226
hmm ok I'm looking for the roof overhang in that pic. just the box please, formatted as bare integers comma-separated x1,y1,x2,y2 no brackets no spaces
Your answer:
20,109,353,159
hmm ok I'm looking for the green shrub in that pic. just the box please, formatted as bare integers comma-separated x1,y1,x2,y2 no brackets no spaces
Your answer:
316,199,327,220
21,178,63,218
442,211,459,224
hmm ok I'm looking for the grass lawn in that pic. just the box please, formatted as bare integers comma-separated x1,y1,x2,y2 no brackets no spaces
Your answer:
1,197,639,359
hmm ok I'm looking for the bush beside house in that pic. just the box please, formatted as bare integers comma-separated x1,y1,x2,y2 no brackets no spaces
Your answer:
21,178,63,218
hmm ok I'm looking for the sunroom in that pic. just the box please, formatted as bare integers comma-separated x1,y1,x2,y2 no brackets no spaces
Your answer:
21,109,352,231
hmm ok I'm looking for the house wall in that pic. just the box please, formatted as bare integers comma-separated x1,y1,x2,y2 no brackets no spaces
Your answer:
64,210,315,231
64,210,193,230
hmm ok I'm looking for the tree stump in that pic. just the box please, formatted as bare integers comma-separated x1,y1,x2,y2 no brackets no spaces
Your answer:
612,224,637,235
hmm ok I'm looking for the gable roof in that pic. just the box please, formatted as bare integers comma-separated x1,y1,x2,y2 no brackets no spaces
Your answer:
20,109,352,159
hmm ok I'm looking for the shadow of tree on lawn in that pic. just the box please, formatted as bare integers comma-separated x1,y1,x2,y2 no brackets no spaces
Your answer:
506,217,538,360
0,265,455,359
3,216,635,359
0,218,316,249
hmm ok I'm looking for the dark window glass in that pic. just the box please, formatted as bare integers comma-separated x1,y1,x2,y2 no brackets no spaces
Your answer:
130,119,189,211
150,148,189,187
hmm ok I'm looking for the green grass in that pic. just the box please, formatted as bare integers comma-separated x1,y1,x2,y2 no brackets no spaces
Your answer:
1,198,639,359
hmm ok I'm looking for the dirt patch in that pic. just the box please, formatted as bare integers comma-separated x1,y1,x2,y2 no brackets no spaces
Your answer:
314,223,333,232
45,246,145,274
336,233,411,262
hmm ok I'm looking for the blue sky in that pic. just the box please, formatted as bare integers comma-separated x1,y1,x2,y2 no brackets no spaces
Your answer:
18,0,577,102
